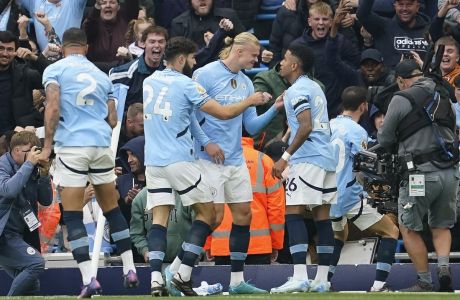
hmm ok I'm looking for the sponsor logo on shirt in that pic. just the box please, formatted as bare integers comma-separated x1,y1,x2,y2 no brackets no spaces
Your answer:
394,37,429,52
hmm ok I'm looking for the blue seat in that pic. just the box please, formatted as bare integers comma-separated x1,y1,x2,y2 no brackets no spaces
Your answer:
395,239,405,263
260,0,283,11
260,39,269,47
245,65,269,76
255,13,277,21
260,4,282,12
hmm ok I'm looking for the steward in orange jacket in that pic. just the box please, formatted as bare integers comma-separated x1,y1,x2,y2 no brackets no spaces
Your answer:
210,137,285,264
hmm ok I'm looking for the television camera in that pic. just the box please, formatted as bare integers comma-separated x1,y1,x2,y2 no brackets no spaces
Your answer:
353,144,400,214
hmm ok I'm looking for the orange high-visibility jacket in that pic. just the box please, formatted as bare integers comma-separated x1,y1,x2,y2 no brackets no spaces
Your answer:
38,181,60,252
210,137,285,256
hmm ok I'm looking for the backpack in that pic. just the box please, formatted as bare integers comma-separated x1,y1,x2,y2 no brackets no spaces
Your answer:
395,75,458,165
395,75,456,143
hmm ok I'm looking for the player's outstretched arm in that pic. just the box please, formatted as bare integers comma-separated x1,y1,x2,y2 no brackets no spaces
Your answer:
39,83,61,162
200,91,272,120
244,93,284,135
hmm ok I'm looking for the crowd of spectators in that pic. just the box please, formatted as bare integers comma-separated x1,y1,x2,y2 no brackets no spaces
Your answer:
2,0,460,284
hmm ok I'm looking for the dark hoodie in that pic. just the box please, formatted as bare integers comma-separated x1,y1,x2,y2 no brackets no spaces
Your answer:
357,0,431,68
170,3,245,48
116,136,146,224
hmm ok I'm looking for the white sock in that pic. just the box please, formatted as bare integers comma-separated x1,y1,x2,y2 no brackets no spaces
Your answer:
176,264,193,282
293,264,308,281
372,280,385,289
169,257,182,274
78,261,93,285
151,271,164,285
120,250,136,275
314,265,329,283
230,272,244,287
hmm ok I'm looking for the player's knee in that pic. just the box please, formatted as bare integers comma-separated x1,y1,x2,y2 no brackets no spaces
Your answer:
212,214,222,229
232,208,252,225
386,223,400,239
194,203,216,228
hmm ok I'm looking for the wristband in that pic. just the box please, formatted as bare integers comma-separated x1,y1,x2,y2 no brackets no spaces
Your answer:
281,151,291,161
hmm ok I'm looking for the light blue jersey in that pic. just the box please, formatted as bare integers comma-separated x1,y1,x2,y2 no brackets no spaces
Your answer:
193,60,277,166
143,68,210,167
284,75,336,171
20,0,86,51
42,54,114,147
330,115,368,218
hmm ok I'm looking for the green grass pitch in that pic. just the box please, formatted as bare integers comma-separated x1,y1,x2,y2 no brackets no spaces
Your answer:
2,293,459,300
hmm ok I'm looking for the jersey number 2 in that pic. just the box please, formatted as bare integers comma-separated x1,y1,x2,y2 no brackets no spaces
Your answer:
76,73,96,106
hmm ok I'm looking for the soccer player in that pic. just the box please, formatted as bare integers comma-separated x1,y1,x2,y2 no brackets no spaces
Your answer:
143,36,271,297
271,43,336,293
328,86,399,292
38,28,138,298
187,32,283,295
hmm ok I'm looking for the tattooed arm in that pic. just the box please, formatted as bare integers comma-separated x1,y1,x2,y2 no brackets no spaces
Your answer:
39,83,60,162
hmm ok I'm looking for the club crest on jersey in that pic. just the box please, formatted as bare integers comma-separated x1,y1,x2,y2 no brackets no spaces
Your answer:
361,140,367,150
231,79,237,89
196,83,206,95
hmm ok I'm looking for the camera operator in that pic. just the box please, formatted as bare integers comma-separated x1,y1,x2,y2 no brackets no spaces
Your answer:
0,131,52,296
378,59,459,292
329,86,399,292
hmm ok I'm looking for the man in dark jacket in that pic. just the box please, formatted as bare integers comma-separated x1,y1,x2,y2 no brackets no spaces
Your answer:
116,135,146,263
358,49,395,88
0,31,49,137
171,0,245,48
357,0,431,68
0,131,52,296
355,48,395,134
116,136,146,225
109,25,167,112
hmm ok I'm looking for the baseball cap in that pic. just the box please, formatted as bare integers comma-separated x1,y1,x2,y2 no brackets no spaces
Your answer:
395,59,422,79
360,49,384,64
